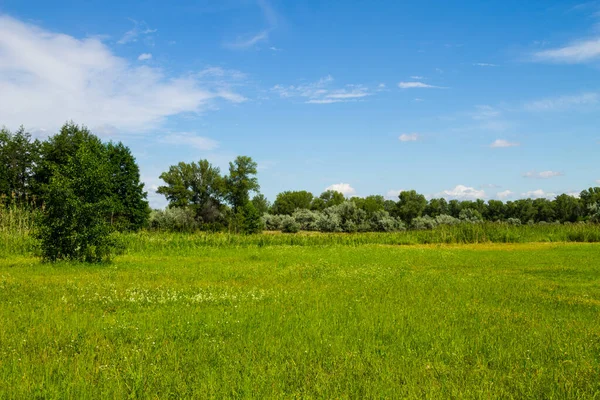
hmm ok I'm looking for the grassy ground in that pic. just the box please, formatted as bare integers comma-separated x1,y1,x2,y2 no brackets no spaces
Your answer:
1,242,600,398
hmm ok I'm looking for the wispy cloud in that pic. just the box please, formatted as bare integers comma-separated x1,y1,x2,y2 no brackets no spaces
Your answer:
0,15,246,134
326,183,356,196
138,53,152,61
490,139,520,148
398,133,420,142
160,132,219,150
523,170,563,179
225,30,269,49
386,189,404,199
410,75,424,79
272,76,373,104
473,63,498,67
118,19,156,45
524,93,598,111
398,81,445,89
533,37,600,63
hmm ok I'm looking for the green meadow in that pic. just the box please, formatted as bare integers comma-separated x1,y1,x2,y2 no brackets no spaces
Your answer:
1,236,600,398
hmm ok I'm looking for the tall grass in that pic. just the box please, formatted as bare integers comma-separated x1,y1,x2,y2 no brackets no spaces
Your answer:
0,203,38,257
118,223,600,256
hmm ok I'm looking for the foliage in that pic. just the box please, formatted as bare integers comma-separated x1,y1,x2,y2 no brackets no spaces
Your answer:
251,194,271,215
292,208,321,231
225,156,259,212
280,215,300,233
0,126,40,203
149,207,199,232
396,190,427,223
271,190,313,215
239,201,264,234
36,137,116,262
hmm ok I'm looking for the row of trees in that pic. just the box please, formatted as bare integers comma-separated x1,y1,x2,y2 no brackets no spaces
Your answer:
266,189,600,225
3,122,600,259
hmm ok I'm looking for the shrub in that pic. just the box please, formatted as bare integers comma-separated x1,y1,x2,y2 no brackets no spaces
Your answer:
262,214,283,231
240,202,264,234
280,215,300,233
37,139,115,262
459,208,483,223
149,207,198,232
435,214,460,226
369,210,405,232
317,211,342,232
412,215,438,230
507,218,522,226
292,208,321,231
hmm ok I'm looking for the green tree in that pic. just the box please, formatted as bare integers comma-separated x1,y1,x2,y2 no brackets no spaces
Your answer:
554,194,582,223
251,194,271,215
240,201,263,234
37,138,115,262
0,126,40,203
485,200,506,221
533,198,555,222
352,195,386,215
424,198,448,217
396,190,427,224
106,142,149,230
272,190,313,215
225,156,259,211
315,190,345,210
157,160,225,223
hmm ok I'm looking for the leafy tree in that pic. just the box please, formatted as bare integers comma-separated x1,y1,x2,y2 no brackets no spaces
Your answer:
225,156,259,211
448,200,462,218
272,190,313,215
485,200,506,221
251,194,271,215
106,142,149,230
580,187,600,211
352,195,386,215
240,201,263,234
424,198,448,217
0,127,40,203
37,137,115,262
554,194,582,223
532,198,555,222
157,160,225,223
317,190,345,209
396,190,427,224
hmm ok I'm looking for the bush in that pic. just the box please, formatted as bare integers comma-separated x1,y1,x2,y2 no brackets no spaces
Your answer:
37,139,115,262
459,208,483,223
317,209,342,232
507,218,522,226
280,215,300,233
412,215,438,230
435,214,460,226
149,207,198,232
262,214,283,231
369,210,405,232
292,208,321,231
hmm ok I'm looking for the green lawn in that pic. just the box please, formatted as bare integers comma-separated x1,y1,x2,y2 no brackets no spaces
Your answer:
1,242,599,398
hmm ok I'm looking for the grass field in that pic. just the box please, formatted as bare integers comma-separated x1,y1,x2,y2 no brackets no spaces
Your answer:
1,240,600,398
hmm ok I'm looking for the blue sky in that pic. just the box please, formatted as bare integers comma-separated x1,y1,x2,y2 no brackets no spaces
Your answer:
1,0,599,207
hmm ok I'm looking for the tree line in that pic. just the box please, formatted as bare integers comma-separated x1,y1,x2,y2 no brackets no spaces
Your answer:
2,123,600,260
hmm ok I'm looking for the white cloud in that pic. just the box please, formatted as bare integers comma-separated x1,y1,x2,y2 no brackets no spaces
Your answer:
490,139,520,148
326,183,356,196
410,75,424,79
398,133,420,142
497,190,514,199
524,93,598,111
272,76,372,104
386,189,403,199
596,179,600,184
534,38,600,63
438,185,485,200
398,81,445,89
523,170,563,179
138,53,152,61
225,30,269,49
473,63,498,67
522,189,556,199
0,15,245,134
269,46,282,51
118,19,156,45
160,132,219,150
413,98,424,102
